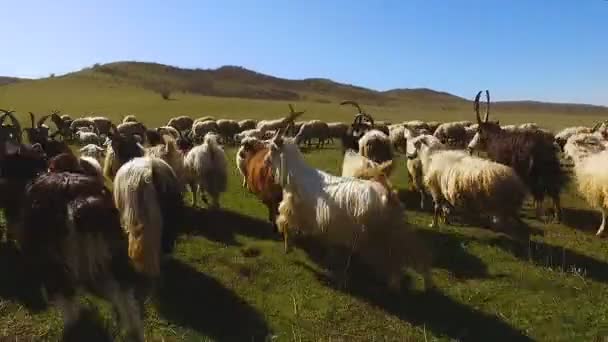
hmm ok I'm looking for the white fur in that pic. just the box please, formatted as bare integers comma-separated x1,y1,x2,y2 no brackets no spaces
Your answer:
76,131,100,145
341,150,377,178
357,129,393,166
235,128,265,143
564,133,608,236
79,144,106,164
268,139,433,290
113,157,175,277
408,135,527,229
184,133,228,208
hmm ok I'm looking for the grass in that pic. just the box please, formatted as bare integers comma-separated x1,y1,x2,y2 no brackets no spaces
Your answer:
1,145,608,341
1,63,608,340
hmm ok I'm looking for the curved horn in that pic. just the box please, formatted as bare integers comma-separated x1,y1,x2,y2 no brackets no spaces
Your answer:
340,100,363,113
4,110,21,133
29,112,35,128
474,91,483,124
37,114,50,128
591,121,603,132
484,90,490,123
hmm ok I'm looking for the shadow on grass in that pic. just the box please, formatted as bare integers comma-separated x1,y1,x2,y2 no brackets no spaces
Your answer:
61,308,113,342
295,236,532,341
0,241,47,311
481,235,608,284
397,189,432,213
184,207,279,246
561,207,601,235
155,259,271,341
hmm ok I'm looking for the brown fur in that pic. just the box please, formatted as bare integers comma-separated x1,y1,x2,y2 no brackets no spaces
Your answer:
245,147,283,231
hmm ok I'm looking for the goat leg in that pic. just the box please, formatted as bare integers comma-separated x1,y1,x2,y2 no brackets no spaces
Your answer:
430,202,440,228
597,209,606,236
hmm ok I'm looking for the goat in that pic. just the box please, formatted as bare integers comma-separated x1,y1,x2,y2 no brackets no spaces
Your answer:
113,157,184,278
265,113,433,291
19,172,144,341
236,137,267,188
0,109,22,144
48,153,104,181
23,112,50,145
467,90,565,222
564,133,608,236
408,135,527,237
184,133,227,209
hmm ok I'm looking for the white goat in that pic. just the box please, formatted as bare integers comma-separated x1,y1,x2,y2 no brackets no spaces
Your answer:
79,144,106,164
184,133,228,208
564,133,608,236
407,135,527,234
113,157,183,278
267,133,433,291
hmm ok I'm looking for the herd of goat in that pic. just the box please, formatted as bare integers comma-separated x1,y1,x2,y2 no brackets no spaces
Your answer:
1,90,608,340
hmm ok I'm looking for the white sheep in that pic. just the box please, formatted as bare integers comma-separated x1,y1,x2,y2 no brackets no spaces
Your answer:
156,126,181,140
564,133,608,236
357,129,394,175
184,132,228,208
267,130,433,291
295,120,330,148
79,144,106,164
75,131,101,145
235,128,265,143
407,134,527,234
191,120,218,143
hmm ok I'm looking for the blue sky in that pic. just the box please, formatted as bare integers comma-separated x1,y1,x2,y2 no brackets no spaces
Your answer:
3,0,607,105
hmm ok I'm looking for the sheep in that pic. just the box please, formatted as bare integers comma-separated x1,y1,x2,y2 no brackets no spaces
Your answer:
145,135,186,190
357,129,394,176
238,119,258,132
167,115,194,132
19,172,144,341
194,116,215,124
117,121,147,141
426,121,441,134
79,144,107,164
184,133,227,208
327,122,349,143
216,119,240,145
388,124,407,153
113,157,184,278
256,118,289,133
295,120,330,149
76,126,95,133
433,121,469,148
467,90,565,222
90,116,114,136
70,117,96,132
266,123,433,291
555,126,595,151
122,115,138,123
235,128,266,143
156,126,181,140
236,137,267,188
191,120,218,143
407,134,527,235
76,131,101,145
564,133,608,236
146,129,163,146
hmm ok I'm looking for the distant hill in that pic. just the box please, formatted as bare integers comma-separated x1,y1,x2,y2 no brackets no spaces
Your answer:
0,77,22,86
0,61,606,130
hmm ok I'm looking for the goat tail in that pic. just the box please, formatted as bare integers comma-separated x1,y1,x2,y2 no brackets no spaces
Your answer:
114,163,163,277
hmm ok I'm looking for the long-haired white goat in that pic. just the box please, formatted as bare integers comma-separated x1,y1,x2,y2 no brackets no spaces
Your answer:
266,127,433,291
407,134,527,236
184,132,228,208
564,133,608,236
113,157,184,278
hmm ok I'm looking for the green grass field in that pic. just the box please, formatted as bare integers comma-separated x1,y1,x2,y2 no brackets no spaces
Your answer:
1,63,608,341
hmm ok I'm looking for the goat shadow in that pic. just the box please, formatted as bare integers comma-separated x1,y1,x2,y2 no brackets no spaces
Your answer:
154,258,271,341
477,234,608,284
294,234,532,341
561,207,602,235
184,207,279,246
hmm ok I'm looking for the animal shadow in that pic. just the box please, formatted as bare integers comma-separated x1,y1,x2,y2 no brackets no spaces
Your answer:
561,207,601,235
0,241,47,311
61,308,113,342
155,259,271,341
295,236,531,341
184,207,279,246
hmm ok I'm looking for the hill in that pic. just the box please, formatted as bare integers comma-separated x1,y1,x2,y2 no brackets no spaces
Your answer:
0,61,606,130
0,76,22,86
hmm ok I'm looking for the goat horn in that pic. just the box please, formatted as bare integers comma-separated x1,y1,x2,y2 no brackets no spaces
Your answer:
474,91,483,124
340,100,363,114
29,112,36,128
4,110,21,133
37,114,50,128
591,121,603,132
484,90,490,123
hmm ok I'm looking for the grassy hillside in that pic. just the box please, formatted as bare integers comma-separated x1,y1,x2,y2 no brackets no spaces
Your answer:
0,61,606,131
0,76,22,86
